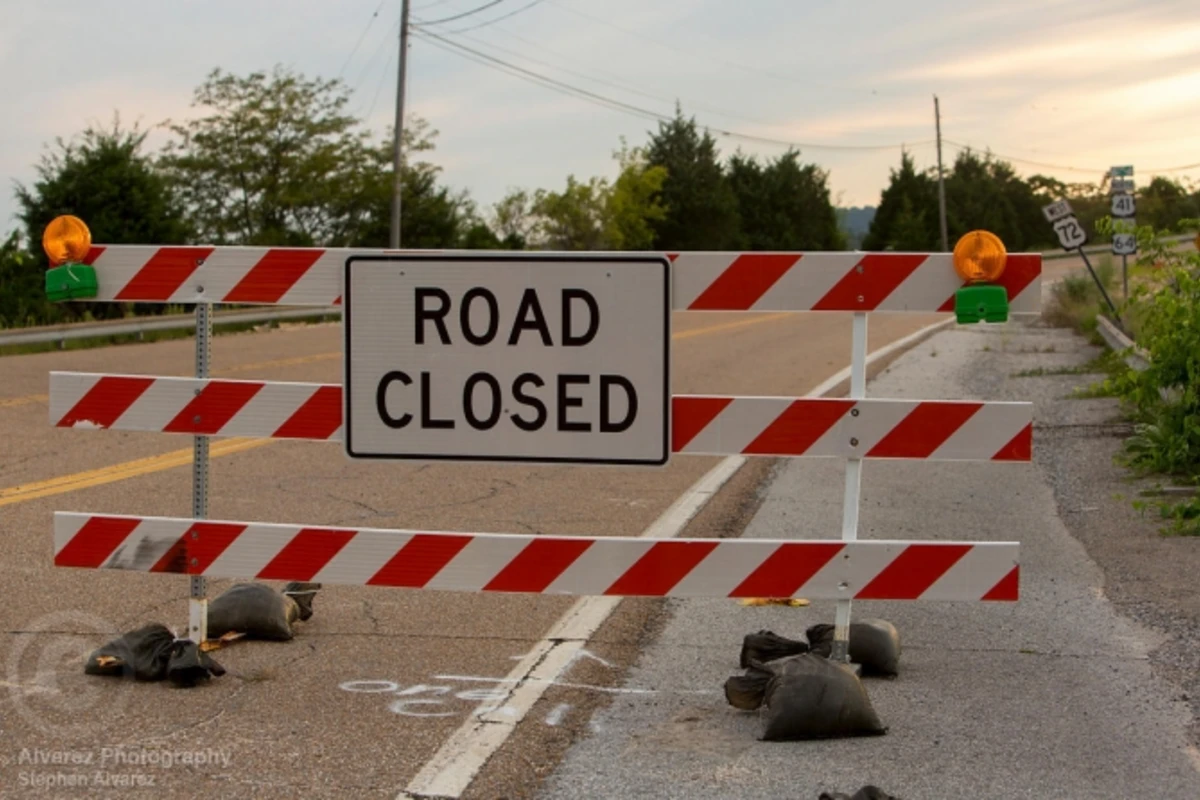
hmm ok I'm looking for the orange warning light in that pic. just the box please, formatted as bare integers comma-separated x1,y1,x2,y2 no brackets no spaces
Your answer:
952,230,1007,283
42,215,92,267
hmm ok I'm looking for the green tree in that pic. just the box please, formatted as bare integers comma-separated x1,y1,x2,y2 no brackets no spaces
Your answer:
490,189,535,249
0,232,59,328
13,117,190,321
644,108,740,250
604,142,667,250
330,118,475,248
529,176,609,250
160,65,377,246
862,152,939,250
943,149,1045,251
1137,177,1199,232
727,149,844,250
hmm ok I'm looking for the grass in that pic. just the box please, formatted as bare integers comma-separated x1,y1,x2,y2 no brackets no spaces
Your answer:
1043,256,1120,335
1010,348,1125,381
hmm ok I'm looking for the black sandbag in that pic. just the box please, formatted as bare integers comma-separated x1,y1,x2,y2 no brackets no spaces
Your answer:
820,787,902,800
724,663,772,710
166,640,225,687
758,653,888,741
283,581,321,622
207,583,296,641
807,619,901,677
84,624,176,681
739,629,809,668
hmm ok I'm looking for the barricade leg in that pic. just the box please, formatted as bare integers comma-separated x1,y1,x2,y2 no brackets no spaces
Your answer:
188,302,211,643
832,311,868,663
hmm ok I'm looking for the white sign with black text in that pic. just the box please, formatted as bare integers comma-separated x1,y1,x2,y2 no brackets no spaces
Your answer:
1042,199,1073,223
1111,193,1136,218
343,254,671,465
1112,233,1137,256
1053,215,1088,250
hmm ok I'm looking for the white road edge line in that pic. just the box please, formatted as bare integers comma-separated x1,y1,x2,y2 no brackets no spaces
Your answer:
398,315,956,800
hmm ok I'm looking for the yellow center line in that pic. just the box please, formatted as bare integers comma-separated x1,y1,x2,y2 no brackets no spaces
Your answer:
0,393,49,409
0,438,274,508
0,311,794,506
671,312,794,340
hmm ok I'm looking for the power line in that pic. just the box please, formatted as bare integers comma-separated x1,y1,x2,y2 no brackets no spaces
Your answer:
413,27,933,152
338,0,387,79
438,0,547,33
542,0,923,99
365,27,398,120
417,0,507,25
943,140,1200,176
423,25,781,129
350,14,402,120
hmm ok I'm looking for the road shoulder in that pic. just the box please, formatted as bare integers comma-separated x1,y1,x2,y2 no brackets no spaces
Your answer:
535,314,1200,799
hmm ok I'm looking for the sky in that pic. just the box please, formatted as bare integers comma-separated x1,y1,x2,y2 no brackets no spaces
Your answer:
3,0,1199,240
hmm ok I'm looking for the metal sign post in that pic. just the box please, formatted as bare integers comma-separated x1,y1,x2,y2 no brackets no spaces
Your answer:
1043,198,1121,322
1109,168,1137,300
832,311,868,663
188,302,211,644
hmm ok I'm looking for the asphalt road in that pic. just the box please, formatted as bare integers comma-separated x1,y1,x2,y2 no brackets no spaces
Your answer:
0,256,1088,798
538,316,1200,799
1,304,946,798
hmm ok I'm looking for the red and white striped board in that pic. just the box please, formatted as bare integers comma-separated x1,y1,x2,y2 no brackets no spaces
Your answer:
76,246,1042,313
53,512,1020,601
50,372,1033,461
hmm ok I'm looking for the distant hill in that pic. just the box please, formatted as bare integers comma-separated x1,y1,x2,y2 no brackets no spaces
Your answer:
837,206,876,248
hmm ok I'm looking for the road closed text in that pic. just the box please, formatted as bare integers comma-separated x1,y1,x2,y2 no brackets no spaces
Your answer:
374,287,636,434
344,255,669,464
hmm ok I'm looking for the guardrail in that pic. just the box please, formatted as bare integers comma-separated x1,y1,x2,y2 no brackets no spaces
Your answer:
4,234,1190,350
0,305,341,349
1095,315,1149,371
1041,232,1193,261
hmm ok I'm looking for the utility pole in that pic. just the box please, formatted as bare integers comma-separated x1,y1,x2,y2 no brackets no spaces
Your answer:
390,0,412,249
934,95,948,252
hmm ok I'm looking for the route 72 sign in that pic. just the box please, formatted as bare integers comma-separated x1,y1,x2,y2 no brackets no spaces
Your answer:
1052,216,1087,250
1042,199,1072,223
342,253,671,466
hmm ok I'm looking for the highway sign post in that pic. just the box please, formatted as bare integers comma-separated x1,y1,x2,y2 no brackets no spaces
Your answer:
1043,198,1121,322
41,217,1040,670
1109,166,1137,298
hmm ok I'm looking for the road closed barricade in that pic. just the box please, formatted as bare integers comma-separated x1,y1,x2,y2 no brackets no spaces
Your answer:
40,216,1040,658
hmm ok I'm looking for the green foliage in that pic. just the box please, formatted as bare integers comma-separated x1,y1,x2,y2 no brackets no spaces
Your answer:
530,175,610,250
727,149,845,250
1136,177,1199,233
1095,219,1200,533
644,108,740,250
943,149,1046,251
329,118,477,249
1042,257,1116,333
0,232,59,328
862,152,938,250
159,66,373,246
604,142,667,250
12,117,191,323
495,143,667,251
